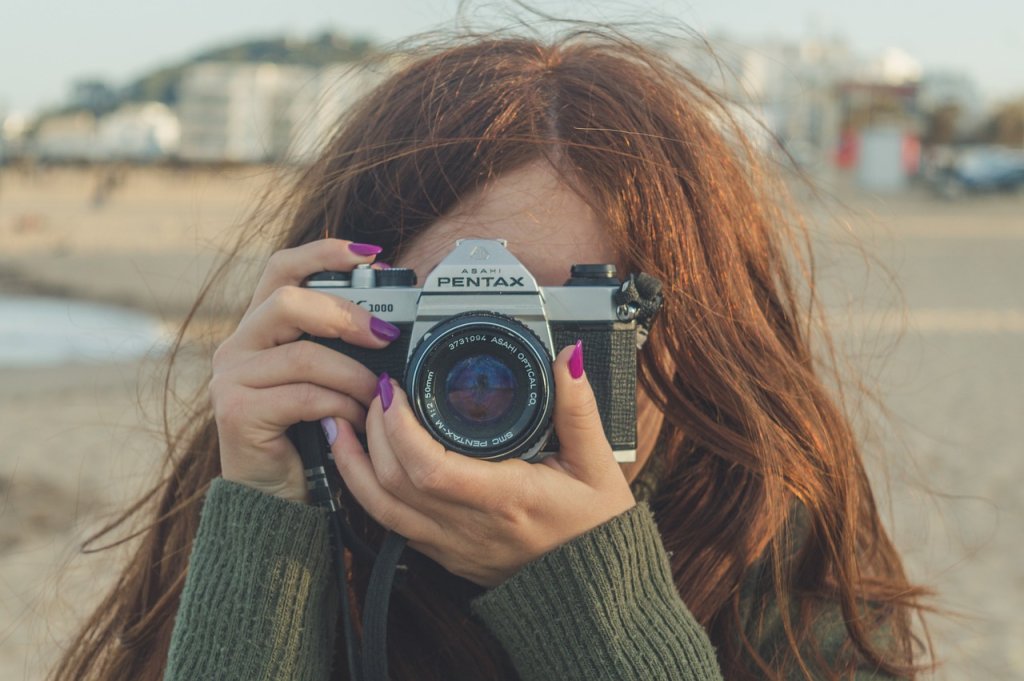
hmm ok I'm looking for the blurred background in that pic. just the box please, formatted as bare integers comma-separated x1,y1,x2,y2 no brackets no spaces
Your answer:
1,1,1021,679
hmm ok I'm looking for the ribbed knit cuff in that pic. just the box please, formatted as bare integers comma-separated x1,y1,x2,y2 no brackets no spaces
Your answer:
470,503,723,681
165,478,338,681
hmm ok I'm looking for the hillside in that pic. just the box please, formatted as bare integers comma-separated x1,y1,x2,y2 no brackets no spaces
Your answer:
122,31,375,106
52,30,375,118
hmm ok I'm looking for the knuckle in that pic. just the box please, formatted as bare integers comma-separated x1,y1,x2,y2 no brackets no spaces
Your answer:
294,382,318,408
326,299,359,337
207,372,226,399
413,461,448,494
375,505,400,532
570,393,601,422
212,387,246,430
265,248,290,273
377,461,405,492
490,493,527,527
286,339,319,373
211,338,236,371
268,285,302,313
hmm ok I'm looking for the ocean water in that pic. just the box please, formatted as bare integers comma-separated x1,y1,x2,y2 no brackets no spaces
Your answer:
0,295,169,367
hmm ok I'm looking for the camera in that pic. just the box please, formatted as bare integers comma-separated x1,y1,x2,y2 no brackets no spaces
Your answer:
304,239,661,463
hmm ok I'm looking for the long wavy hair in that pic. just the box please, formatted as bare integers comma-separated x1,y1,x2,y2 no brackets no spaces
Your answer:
50,28,933,681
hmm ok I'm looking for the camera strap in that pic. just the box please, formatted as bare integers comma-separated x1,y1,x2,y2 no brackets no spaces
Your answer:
289,420,407,681
361,532,408,681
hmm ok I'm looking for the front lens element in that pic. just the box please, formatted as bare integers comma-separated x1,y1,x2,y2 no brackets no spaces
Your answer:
444,355,517,425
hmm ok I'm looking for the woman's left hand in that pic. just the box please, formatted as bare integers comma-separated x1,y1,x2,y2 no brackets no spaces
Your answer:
327,342,637,588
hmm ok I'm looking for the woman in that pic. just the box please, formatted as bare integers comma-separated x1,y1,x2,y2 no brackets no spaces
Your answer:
51,31,933,681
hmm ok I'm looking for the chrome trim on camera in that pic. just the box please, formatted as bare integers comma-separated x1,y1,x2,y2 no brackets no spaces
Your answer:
537,448,637,463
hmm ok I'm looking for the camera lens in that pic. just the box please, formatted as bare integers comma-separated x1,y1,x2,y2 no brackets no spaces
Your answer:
405,313,554,460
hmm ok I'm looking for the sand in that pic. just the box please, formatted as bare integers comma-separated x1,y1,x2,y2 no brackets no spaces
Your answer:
1,165,1022,679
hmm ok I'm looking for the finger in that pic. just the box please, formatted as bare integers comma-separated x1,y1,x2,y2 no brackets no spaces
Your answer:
550,341,618,483
233,285,400,352
247,239,382,314
368,375,504,505
331,418,440,541
228,339,379,407
362,377,445,511
216,382,367,434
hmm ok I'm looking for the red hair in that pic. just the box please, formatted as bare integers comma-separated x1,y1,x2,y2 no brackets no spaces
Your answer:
51,30,933,681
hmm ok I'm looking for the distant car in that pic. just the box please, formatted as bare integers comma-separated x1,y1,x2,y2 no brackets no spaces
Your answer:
931,145,1024,198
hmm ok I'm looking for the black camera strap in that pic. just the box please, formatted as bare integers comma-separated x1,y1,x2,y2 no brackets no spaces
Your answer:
361,532,408,681
289,420,407,681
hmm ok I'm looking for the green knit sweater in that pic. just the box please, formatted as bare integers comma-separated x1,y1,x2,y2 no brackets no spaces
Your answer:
163,477,898,680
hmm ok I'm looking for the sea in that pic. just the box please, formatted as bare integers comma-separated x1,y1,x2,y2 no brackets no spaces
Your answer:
0,295,169,367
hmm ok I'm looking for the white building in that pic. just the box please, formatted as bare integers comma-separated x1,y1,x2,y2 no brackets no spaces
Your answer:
177,62,314,162
666,33,855,170
286,61,391,163
33,112,97,161
97,102,180,160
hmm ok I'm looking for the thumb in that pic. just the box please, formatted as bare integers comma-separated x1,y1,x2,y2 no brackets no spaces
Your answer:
551,340,617,482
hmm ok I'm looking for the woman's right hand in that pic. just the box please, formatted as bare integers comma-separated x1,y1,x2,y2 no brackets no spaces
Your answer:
209,239,401,504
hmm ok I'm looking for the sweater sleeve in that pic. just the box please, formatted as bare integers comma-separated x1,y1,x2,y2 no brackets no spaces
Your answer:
469,502,724,681
164,477,337,681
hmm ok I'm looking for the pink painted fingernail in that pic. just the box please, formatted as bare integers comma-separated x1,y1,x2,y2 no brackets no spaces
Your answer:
377,372,394,412
348,242,383,256
569,339,584,379
370,316,400,342
320,417,338,445
374,261,392,269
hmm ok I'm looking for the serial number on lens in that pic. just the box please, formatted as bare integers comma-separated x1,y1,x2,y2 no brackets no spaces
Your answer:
448,334,490,350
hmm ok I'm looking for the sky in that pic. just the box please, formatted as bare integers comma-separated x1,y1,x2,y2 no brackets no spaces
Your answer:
2,0,1022,114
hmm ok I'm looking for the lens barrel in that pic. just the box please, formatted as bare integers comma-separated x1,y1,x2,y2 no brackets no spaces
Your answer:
405,312,554,460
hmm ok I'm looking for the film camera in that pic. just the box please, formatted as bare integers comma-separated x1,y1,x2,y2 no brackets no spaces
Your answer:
304,239,662,463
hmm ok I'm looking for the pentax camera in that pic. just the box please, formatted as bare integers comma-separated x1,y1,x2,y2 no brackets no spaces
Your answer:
304,239,662,463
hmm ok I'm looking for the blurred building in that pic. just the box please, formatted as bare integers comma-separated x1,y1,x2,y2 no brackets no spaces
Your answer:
286,61,390,163
96,102,180,161
666,33,978,192
177,62,313,163
33,111,97,161
668,33,855,171
1,112,33,162
176,59,397,164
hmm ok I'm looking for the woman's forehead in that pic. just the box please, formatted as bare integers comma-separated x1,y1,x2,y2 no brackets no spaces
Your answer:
397,162,619,286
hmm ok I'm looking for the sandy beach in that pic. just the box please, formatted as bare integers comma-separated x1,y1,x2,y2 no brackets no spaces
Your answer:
1,165,1022,679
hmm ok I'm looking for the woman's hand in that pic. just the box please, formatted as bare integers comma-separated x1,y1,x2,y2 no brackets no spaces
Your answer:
328,342,637,587
210,239,399,504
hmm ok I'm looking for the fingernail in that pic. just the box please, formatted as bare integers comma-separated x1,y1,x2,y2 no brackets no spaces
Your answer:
348,242,383,256
377,372,394,412
569,339,584,379
370,316,400,342
373,261,392,269
320,417,338,446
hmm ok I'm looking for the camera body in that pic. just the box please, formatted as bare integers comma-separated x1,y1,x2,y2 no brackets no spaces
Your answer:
305,239,657,463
